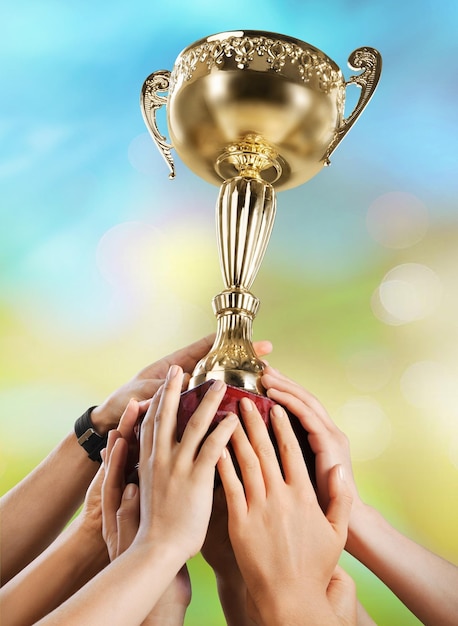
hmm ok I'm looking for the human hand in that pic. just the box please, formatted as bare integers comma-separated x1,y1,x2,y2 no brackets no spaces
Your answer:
101,416,192,622
327,566,358,626
261,367,363,517
91,336,272,434
217,397,353,626
77,399,147,540
134,365,239,564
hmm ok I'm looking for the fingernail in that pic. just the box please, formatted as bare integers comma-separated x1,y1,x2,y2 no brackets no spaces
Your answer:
225,412,238,421
240,397,254,411
271,405,285,419
211,379,225,391
124,483,137,500
220,447,228,459
167,365,180,380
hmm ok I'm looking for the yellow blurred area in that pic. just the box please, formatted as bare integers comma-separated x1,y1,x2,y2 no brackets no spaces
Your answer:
1,216,457,625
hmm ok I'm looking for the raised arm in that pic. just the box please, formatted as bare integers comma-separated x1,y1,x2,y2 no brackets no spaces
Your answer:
217,397,355,626
101,420,191,626
0,334,225,584
33,366,239,626
261,366,458,626
0,399,146,626
0,468,107,626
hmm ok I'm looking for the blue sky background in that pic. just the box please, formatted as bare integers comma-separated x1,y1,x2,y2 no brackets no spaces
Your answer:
1,1,457,624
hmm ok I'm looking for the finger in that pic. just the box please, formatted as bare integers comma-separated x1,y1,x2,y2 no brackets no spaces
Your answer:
239,397,284,492
229,420,266,504
182,372,191,391
139,383,164,464
151,365,184,454
116,483,140,556
263,387,327,436
269,404,309,487
253,339,273,358
105,429,122,464
101,438,128,558
217,446,248,522
195,412,239,471
118,398,141,442
156,334,216,377
179,379,227,448
262,369,331,422
325,464,353,545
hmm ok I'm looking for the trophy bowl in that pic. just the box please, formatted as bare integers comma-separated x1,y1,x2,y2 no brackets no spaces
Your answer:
140,30,381,479
167,30,344,190
142,30,381,190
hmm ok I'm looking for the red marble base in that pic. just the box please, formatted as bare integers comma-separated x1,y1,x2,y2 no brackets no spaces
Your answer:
177,380,316,488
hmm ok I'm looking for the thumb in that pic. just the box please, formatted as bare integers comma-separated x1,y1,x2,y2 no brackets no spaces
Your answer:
116,483,140,556
325,464,353,545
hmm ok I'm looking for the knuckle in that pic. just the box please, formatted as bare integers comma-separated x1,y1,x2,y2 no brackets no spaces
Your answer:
184,415,204,433
277,438,302,458
254,441,275,459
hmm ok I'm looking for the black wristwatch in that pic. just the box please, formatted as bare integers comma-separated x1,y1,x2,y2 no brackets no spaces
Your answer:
74,406,107,463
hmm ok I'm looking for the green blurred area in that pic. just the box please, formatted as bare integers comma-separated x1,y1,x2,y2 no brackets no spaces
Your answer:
2,227,457,625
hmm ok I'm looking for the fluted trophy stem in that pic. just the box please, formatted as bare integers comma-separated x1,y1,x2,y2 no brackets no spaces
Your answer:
189,176,277,394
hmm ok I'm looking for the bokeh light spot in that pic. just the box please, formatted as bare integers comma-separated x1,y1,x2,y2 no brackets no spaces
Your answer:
96,221,167,293
400,360,458,412
366,191,429,249
371,263,442,325
334,397,392,462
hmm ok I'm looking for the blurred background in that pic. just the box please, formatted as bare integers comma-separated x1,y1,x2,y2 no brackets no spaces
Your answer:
1,1,457,623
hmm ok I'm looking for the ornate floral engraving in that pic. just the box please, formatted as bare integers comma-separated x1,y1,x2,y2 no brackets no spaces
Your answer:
140,70,175,178
171,35,342,94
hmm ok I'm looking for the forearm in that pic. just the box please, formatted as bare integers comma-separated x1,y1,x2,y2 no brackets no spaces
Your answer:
34,542,186,626
347,503,458,626
140,602,187,626
215,572,257,626
0,518,108,626
1,431,98,583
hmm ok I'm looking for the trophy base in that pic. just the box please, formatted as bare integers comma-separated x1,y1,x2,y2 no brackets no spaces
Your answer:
177,380,316,488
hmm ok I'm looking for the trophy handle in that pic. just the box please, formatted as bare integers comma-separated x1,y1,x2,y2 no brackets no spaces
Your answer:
140,70,175,179
322,47,382,164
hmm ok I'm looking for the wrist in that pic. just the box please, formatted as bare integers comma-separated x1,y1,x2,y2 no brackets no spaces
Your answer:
74,406,108,463
258,589,338,626
90,404,118,434
134,534,188,574
346,501,380,557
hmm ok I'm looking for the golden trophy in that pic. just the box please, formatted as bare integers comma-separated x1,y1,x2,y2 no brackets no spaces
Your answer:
140,30,381,474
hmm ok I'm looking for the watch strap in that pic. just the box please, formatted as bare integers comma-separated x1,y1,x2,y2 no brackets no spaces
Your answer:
74,406,107,463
